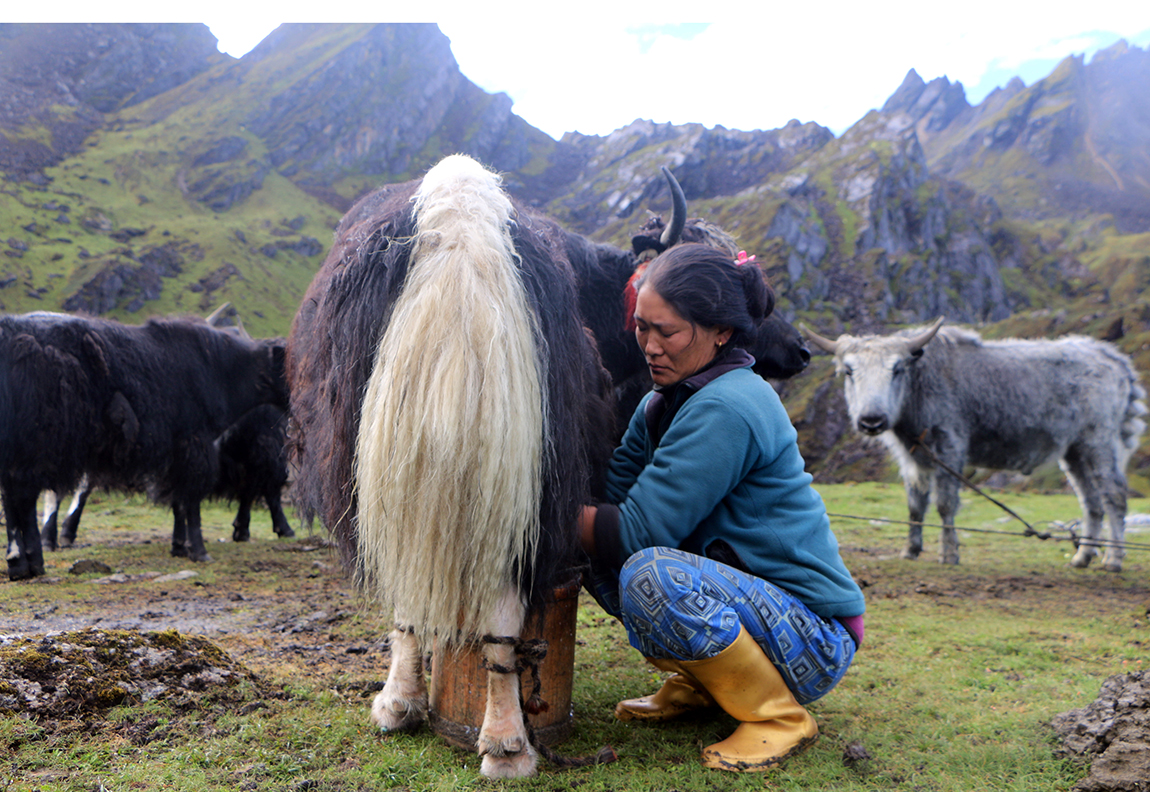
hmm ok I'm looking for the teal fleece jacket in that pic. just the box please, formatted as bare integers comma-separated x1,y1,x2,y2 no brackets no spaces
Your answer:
599,364,865,620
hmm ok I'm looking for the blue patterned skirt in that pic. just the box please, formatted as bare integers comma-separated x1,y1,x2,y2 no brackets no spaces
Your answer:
586,546,856,705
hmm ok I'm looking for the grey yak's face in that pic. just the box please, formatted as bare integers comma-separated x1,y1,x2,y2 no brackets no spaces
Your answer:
835,340,922,436
803,317,944,437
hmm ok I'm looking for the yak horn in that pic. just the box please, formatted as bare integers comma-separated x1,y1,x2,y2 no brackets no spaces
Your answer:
659,166,687,248
801,323,840,355
205,302,234,327
906,316,945,353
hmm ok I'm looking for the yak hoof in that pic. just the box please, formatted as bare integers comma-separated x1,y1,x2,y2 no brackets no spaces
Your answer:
171,545,188,558
276,525,295,538
1069,550,1093,569
900,547,921,560
7,556,44,580
232,527,251,542
1104,560,1123,573
7,561,34,582
371,690,427,732
939,555,960,565
480,743,538,779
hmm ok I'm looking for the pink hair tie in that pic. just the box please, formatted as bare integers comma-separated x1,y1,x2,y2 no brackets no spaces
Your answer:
735,251,756,266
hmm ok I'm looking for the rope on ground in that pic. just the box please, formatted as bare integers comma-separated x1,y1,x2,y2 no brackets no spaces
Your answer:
826,512,1150,554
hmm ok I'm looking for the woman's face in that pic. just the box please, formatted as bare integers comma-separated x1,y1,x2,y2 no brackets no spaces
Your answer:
634,285,732,387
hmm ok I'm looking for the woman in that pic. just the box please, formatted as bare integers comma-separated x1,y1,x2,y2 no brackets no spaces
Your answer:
579,242,865,772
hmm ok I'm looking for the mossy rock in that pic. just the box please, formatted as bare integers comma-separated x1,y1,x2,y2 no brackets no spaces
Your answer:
0,628,273,733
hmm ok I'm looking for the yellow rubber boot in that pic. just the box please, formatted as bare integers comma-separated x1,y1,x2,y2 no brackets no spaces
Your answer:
614,657,716,722
681,626,818,772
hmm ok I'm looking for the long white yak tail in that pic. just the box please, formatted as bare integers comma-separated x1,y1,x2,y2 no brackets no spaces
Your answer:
355,154,546,646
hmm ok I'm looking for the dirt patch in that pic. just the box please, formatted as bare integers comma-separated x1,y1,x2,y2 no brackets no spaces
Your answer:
1052,671,1150,792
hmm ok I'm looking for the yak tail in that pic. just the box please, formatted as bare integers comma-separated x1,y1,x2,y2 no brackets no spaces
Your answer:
1121,374,1147,462
354,155,546,646
1096,340,1147,466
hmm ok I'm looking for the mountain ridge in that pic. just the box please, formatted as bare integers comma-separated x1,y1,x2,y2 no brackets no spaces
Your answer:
2,22,1148,487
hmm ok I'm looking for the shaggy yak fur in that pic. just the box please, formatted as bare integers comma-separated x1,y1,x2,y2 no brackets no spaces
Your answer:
287,154,615,779
807,319,1146,570
328,167,809,439
40,379,295,550
0,311,288,580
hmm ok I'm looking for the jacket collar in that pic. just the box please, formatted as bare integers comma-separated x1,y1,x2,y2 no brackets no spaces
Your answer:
644,348,755,445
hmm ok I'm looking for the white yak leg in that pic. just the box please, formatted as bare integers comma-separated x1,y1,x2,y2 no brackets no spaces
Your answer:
477,587,537,779
371,624,428,732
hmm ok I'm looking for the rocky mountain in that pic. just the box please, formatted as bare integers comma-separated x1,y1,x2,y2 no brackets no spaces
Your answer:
0,23,227,177
2,22,1148,488
885,41,1150,234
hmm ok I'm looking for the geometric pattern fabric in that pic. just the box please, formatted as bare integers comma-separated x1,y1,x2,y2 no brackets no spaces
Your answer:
587,546,856,704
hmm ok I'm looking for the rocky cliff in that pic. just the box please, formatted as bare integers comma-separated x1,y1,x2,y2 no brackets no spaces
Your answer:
0,23,226,178
882,41,1150,234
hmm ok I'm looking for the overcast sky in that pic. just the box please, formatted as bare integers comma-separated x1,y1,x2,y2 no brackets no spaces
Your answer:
17,1,1150,139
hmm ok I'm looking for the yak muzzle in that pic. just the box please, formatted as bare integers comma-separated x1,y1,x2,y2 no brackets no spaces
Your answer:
857,414,889,435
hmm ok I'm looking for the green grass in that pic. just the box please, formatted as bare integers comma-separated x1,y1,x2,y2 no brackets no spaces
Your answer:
2,483,1147,790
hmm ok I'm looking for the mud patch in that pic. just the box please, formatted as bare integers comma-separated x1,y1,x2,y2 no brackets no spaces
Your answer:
0,628,273,736
1052,671,1150,792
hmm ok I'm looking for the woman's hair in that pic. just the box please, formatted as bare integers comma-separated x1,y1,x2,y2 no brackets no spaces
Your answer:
636,242,775,348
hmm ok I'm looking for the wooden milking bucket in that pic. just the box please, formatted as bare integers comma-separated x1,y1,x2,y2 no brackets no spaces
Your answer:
428,574,581,750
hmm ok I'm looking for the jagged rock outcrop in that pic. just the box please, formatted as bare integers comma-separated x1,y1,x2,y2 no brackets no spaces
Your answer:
881,68,971,134
733,111,1015,329
233,23,576,208
550,118,834,234
0,23,225,176
887,41,1150,233
63,241,194,314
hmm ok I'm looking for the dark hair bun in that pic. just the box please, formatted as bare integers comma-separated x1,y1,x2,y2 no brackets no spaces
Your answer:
639,243,776,348
741,263,775,325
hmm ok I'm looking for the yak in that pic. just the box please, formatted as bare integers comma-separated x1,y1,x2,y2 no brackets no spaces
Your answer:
287,155,809,778
39,306,296,550
333,166,809,438
288,154,614,778
1,311,288,580
805,318,1146,570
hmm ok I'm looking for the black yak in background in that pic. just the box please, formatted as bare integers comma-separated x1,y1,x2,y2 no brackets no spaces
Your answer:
1,311,288,580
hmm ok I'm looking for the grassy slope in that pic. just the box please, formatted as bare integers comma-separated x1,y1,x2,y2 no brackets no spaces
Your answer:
0,29,368,337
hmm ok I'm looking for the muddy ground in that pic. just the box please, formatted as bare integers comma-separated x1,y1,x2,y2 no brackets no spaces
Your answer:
1,532,389,694
3,503,1150,790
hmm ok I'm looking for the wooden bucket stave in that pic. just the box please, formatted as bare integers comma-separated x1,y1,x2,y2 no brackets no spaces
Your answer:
428,574,581,750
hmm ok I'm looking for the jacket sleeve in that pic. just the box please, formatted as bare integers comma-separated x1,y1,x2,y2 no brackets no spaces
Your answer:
604,393,651,505
608,395,758,566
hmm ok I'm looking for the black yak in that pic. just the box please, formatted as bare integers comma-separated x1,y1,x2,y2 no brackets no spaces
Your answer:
1,311,288,580
330,166,809,438
38,305,295,550
288,155,615,778
287,156,806,778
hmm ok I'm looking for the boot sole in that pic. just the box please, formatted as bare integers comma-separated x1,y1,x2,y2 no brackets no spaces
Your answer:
701,732,819,772
614,702,717,722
